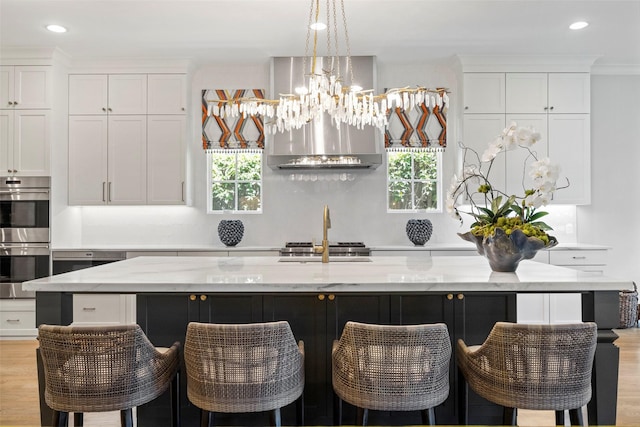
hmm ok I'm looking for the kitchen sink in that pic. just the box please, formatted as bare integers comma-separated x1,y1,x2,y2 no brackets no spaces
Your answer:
278,256,372,263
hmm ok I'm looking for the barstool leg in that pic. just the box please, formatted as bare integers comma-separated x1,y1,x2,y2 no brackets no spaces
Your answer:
120,409,133,427
333,393,342,426
569,407,585,426
296,393,305,426
73,412,83,427
170,371,180,427
355,407,369,426
52,411,68,427
270,408,282,427
555,410,565,426
503,407,517,426
421,408,436,425
200,410,214,427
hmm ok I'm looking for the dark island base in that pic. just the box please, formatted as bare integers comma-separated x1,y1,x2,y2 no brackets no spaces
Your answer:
36,290,619,426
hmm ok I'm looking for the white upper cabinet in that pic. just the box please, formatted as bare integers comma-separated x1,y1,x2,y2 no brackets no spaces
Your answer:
506,73,590,114
0,66,52,110
69,74,147,115
68,73,186,205
463,70,591,205
548,73,590,113
147,74,186,114
147,115,186,204
463,73,505,113
0,110,50,176
506,73,548,113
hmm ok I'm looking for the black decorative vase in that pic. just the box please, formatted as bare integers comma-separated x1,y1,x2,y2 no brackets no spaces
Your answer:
458,227,558,272
217,220,244,247
406,219,433,246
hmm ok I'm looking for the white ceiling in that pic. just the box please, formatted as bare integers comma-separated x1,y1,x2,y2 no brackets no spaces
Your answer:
1,0,639,68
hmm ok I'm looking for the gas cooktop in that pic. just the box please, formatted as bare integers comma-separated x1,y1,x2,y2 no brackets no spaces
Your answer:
280,242,370,257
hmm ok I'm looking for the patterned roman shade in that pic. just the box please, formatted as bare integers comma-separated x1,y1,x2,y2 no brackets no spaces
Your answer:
201,89,265,150
384,91,447,150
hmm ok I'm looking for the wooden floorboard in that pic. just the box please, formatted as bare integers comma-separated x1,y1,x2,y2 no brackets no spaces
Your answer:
1,326,638,426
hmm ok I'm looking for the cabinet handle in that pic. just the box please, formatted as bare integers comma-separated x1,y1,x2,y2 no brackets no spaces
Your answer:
108,182,112,202
102,182,106,202
181,182,185,202
549,106,554,111
572,256,587,260
102,107,107,112
464,106,469,110
200,295,207,301
8,101,14,106
318,294,325,301
5,319,20,323
181,107,185,111
457,293,464,300
544,106,548,111
82,307,96,311
13,101,18,106
108,108,112,112
328,294,335,301
189,295,196,301
446,294,454,300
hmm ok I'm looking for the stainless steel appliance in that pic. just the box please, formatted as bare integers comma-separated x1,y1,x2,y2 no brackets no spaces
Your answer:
0,176,51,298
52,251,127,275
279,242,370,257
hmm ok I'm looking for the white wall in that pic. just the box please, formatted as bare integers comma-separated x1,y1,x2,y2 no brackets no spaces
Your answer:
577,75,640,284
51,58,579,249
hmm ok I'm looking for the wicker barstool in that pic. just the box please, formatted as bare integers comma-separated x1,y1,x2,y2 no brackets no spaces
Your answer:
38,324,180,427
331,321,451,426
184,321,305,427
457,322,597,426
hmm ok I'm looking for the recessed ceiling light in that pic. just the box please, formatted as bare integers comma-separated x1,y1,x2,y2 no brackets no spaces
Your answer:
569,21,589,30
46,24,67,33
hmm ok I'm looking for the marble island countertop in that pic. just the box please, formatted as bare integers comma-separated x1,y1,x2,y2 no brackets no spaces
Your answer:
25,255,631,294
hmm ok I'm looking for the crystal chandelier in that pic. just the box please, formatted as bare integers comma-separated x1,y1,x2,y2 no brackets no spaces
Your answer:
207,0,449,134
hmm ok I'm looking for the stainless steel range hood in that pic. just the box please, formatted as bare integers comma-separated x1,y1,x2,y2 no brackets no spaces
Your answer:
267,56,382,170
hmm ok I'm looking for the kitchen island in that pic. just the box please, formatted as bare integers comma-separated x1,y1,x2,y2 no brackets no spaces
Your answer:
25,255,632,426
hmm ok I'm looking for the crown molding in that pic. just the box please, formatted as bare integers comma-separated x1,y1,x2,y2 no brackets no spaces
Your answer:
591,64,640,75
456,54,600,73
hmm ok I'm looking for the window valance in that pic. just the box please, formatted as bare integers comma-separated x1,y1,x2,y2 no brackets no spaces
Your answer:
202,89,266,150
384,99,447,151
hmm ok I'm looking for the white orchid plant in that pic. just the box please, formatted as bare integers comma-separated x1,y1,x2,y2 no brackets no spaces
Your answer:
446,122,567,245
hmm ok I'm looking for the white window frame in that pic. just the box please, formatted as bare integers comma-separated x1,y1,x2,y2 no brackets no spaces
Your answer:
386,149,443,213
207,149,263,214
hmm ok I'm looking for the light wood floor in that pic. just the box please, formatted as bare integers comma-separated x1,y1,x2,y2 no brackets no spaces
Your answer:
1,327,638,426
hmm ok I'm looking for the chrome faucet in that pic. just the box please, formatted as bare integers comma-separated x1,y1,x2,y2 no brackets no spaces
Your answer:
314,205,331,263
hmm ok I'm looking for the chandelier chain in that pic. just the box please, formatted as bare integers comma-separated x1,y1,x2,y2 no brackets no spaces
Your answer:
339,0,354,86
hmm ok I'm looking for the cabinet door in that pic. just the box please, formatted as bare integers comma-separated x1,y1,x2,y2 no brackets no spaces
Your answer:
14,66,52,109
69,116,108,205
263,295,328,424
147,115,185,204
107,115,147,204
148,74,187,114
12,110,50,176
548,114,590,204
0,110,11,173
108,75,147,114
0,66,13,108
462,114,506,202
506,73,548,113
517,293,550,324
69,75,108,115
463,73,505,113
548,73,590,113
504,114,548,196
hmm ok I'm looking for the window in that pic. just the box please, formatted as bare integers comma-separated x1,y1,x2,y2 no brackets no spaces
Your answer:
387,149,441,211
208,150,262,213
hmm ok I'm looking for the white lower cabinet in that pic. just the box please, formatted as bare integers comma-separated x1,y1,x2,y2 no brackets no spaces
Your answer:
0,299,36,338
517,293,582,324
72,294,135,326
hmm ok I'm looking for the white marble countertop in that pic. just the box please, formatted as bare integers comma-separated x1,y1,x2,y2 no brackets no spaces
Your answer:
49,243,610,252
25,255,631,293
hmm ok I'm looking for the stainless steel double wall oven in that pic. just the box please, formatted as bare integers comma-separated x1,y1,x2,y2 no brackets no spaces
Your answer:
0,176,51,298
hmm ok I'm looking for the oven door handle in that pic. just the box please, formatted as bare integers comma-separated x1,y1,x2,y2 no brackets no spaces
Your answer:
0,189,50,200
